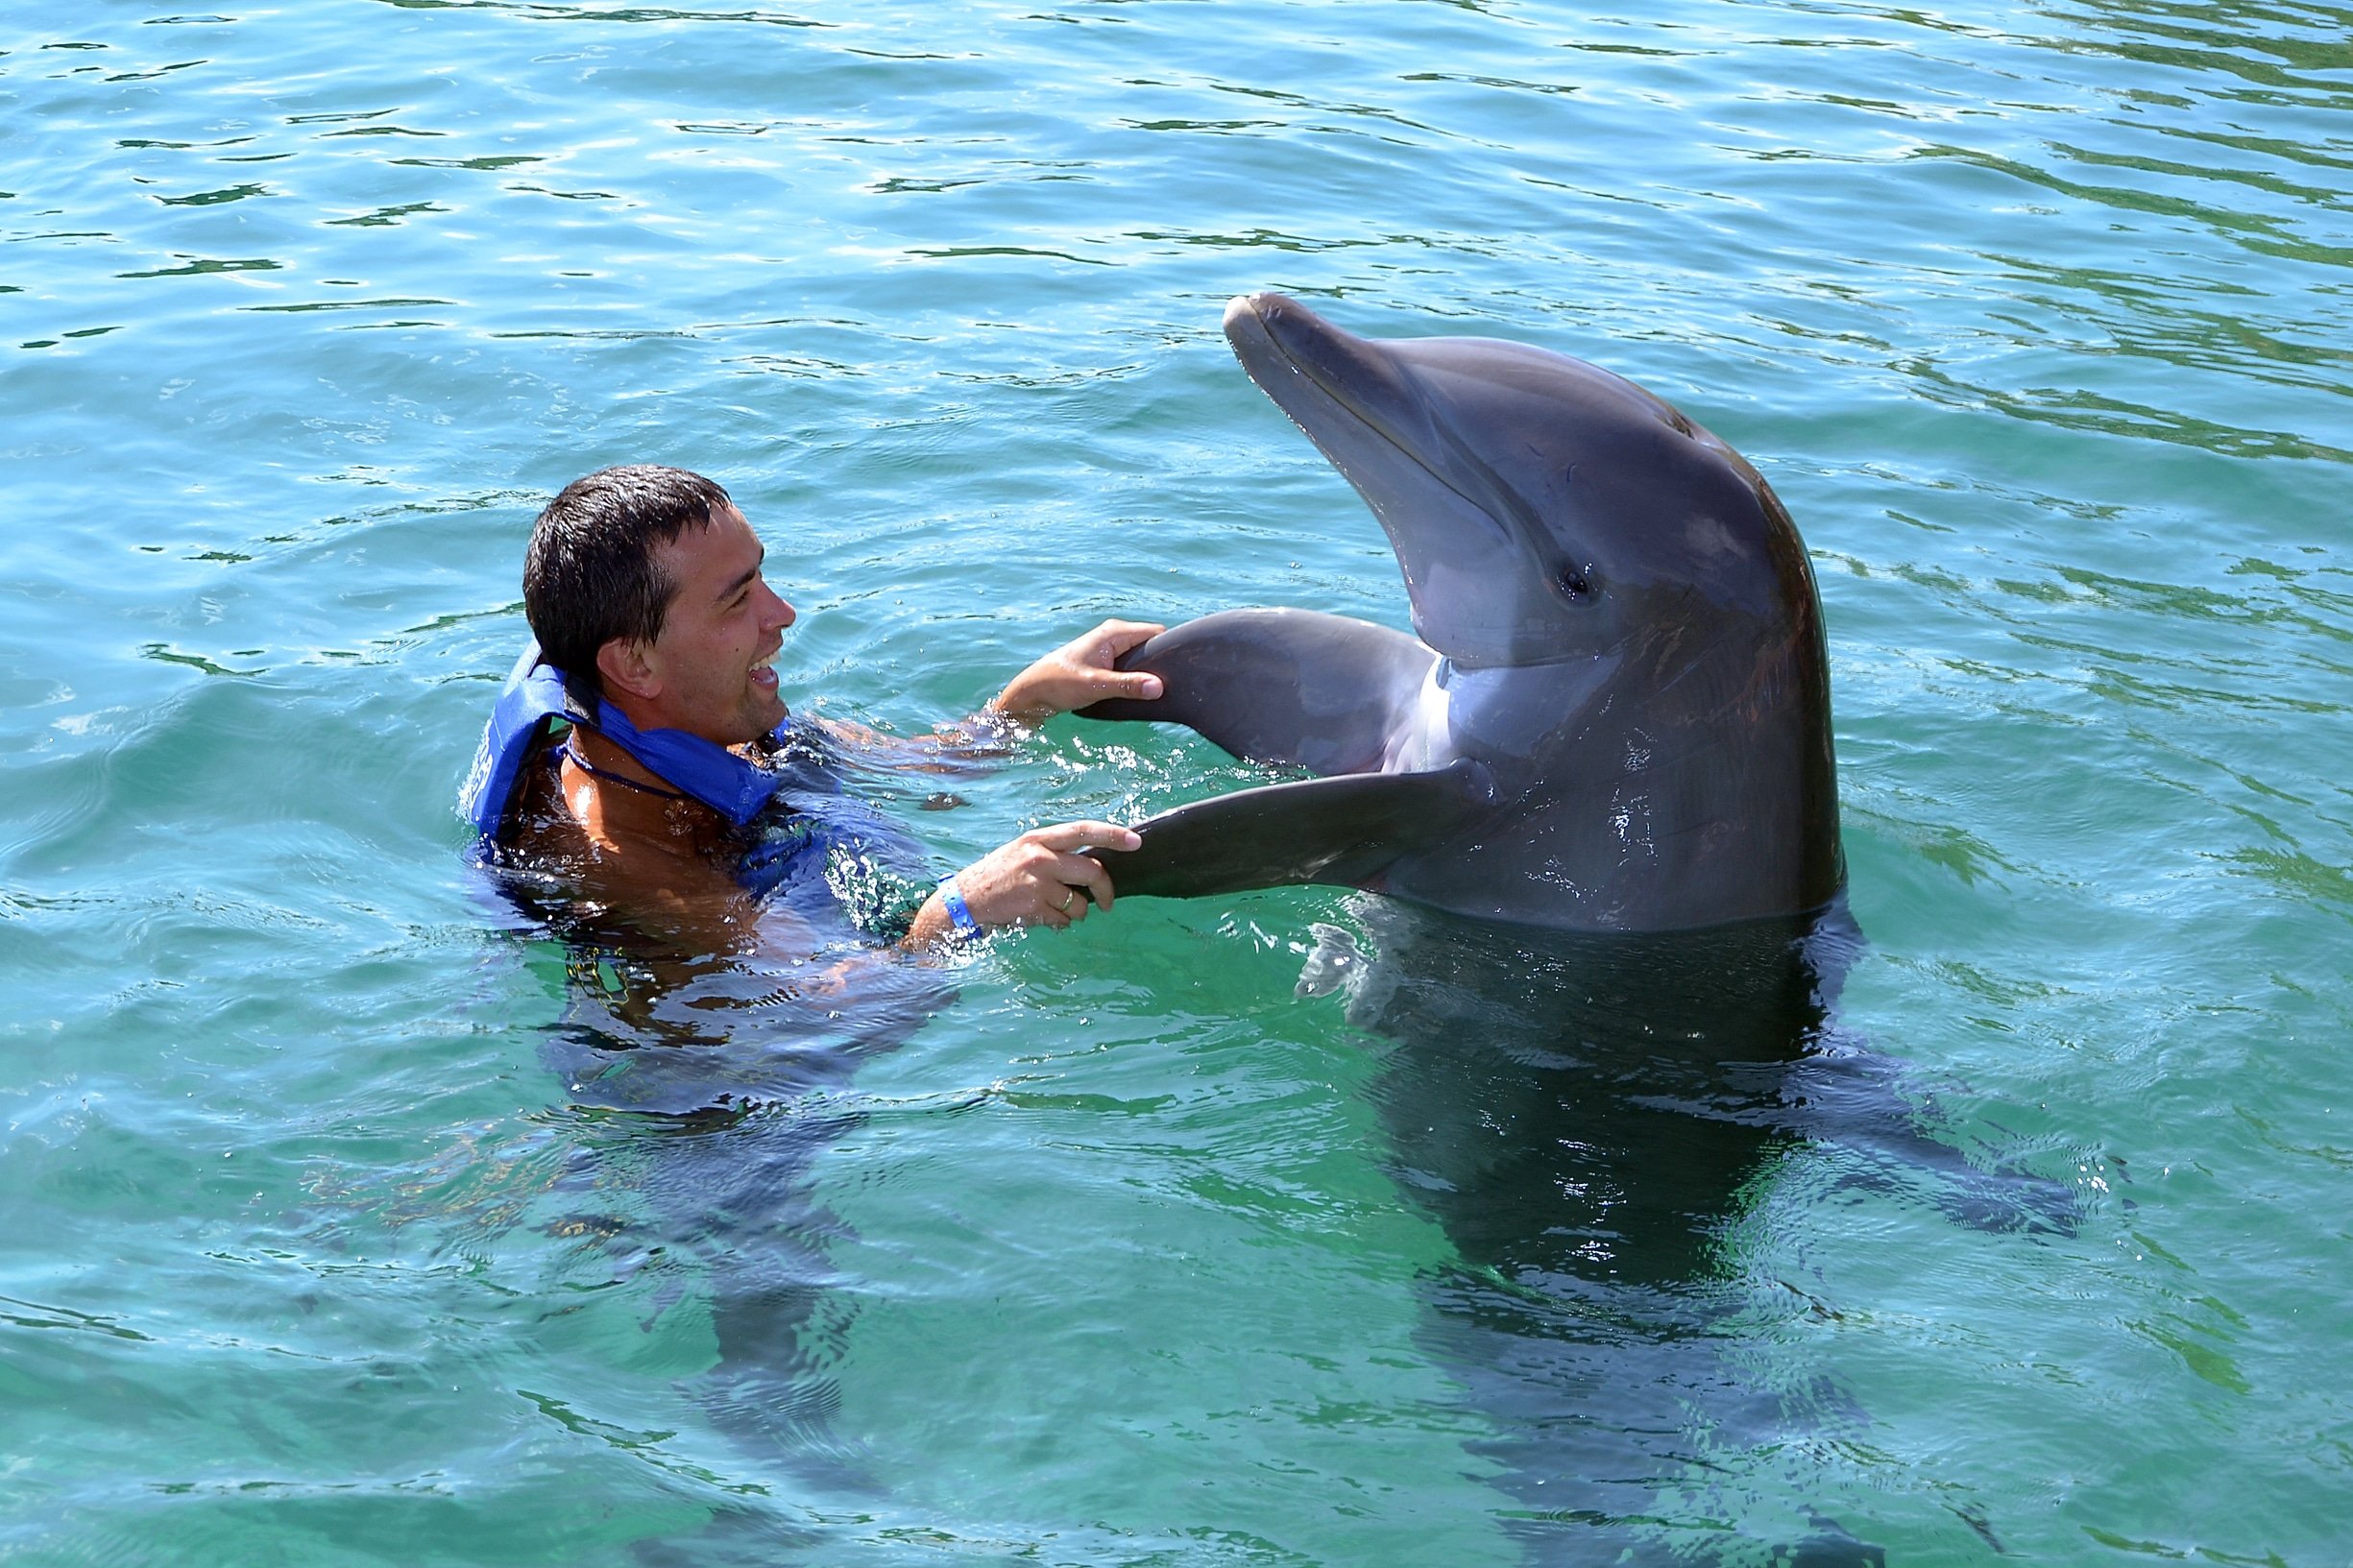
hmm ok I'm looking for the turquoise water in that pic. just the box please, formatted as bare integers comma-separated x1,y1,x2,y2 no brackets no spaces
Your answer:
4,0,2349,1561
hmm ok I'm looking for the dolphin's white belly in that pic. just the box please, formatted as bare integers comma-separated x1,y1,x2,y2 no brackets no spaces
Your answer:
1384,657,1619,776
1383,656,1457,774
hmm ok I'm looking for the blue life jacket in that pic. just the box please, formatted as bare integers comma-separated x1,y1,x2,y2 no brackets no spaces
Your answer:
458,644,934,910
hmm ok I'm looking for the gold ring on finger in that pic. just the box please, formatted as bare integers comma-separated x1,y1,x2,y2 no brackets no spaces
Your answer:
1058,890,1075,913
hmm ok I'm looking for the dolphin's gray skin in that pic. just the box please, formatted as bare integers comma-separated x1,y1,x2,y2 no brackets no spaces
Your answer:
1085,292,1842,932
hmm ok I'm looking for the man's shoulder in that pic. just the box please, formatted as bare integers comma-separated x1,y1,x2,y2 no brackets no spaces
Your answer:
505,744,586,860
527,752,758,908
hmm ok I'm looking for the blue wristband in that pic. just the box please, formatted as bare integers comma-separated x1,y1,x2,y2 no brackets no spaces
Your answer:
936,876,982,940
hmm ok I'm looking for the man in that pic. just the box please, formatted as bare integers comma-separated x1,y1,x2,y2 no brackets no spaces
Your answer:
503,463,1164,950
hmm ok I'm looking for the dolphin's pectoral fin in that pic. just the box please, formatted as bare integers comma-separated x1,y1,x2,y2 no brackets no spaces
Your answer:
1079,608,1437,777
1091,760,1493,901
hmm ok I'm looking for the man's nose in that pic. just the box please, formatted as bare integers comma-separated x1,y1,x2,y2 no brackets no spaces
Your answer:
762,582,795,630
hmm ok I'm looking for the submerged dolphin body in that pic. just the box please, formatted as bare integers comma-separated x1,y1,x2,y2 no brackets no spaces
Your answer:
1087,293,1842,931
1322,897,2038,1564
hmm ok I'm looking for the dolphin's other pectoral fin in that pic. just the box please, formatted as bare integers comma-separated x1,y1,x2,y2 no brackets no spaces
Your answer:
1079,608,1437,777
1091,759,1493,901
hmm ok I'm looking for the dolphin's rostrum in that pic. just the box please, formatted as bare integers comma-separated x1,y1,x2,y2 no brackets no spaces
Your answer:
1086,291,1843,931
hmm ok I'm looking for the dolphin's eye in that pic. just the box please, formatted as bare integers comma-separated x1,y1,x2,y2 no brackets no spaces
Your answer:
1555,565,1593,601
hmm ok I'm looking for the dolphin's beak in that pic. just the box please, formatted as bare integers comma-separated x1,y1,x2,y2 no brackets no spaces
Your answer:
1223,293,1423,448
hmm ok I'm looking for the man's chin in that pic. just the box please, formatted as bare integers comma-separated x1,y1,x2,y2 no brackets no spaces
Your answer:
741,690,789,739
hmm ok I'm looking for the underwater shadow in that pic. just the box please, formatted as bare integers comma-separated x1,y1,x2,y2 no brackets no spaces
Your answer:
1322,899,2071,1565
507,891,958,1556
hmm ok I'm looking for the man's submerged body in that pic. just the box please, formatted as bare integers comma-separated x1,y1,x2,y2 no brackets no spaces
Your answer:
498,464,1165,957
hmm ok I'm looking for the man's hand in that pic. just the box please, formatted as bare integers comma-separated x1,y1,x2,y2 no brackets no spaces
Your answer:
906,821,1143,946
987,619,1166,727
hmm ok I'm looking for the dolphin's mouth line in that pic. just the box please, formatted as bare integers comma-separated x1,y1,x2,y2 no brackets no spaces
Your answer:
1236,301,1508,550
1440,643,1612,675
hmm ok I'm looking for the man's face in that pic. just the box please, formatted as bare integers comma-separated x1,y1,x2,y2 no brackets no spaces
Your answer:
630,504,797,745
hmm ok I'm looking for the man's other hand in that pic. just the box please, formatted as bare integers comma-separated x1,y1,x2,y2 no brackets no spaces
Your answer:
987,619,1166,726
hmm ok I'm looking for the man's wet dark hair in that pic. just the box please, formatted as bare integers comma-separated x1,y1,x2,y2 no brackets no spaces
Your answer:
523,464,736,702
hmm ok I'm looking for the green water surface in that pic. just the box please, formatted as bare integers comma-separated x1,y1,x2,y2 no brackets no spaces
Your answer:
2,1,2348,1562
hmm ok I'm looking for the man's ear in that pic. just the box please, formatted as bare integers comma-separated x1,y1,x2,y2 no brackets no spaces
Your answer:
594,637,662,703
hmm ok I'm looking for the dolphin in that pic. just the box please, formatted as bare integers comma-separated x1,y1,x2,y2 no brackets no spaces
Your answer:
1086,292,1842,932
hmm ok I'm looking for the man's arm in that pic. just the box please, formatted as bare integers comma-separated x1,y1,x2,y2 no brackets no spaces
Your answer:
986,618,1166,729
885,620,1166,946
900,819,1142,950
805,620,1169,951
812,617,1169,764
